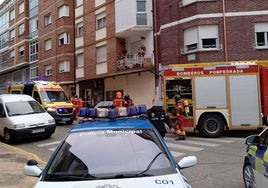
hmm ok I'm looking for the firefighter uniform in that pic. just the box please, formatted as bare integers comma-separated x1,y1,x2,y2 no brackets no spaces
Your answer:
174,95,186,140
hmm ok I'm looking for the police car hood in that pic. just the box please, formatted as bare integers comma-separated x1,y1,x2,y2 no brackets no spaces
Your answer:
34,173,190,188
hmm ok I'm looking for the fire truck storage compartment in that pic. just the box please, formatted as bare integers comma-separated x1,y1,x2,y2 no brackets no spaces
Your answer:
195,76,227,108
229,74,260,126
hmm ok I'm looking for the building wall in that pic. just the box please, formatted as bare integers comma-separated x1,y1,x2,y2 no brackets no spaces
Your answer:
156,0,268,65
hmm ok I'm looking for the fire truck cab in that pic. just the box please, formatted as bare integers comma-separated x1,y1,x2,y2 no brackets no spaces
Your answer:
7,81,76,125
163,62,268,137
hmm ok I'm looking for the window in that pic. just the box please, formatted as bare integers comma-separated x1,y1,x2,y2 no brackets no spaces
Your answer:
19,2,25,14
45,39,52,51
96,45,107,63
10,29,15,39
19,45,25,57
136,0,147,25
10,9,15,20
59,61,70,73
58,5,69,18
181,0,217,6
29,17,38,38
183,25,219,53
59,33,70,45
44,14,51,26
30,66,38,80
19,23,25,35
96,12,106,29
30,41,38,62
76,22,84,37
77,53,84,68
77,0,83,7
10,50,15,59
45,65,52,76
255,23,268,48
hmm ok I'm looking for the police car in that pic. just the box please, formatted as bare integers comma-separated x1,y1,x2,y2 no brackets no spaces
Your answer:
243,127,268,188
24,105,197,188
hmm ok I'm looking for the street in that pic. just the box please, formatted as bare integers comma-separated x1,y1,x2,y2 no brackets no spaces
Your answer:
12,123,256,188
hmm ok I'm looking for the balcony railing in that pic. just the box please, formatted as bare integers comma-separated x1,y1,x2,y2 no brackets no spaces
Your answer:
117,54,153,70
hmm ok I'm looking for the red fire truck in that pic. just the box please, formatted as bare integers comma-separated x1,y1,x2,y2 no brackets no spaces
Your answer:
162,61,268,137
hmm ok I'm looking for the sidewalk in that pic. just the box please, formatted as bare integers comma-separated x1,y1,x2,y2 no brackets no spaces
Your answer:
0,142,44,188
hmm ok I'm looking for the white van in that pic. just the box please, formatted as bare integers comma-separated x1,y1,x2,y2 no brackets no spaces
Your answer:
0,94,56,144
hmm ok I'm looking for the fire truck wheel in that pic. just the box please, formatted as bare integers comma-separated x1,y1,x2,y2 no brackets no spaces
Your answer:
4,129,14,144
199,114,225,138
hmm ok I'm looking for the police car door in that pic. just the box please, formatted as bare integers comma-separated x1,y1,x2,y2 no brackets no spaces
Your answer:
255,128,268,187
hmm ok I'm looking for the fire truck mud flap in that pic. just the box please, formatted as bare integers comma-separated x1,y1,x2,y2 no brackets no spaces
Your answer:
198,114,225,138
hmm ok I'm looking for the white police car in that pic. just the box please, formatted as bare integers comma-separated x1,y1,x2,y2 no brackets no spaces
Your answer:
243,127,268,188
24,105,197,188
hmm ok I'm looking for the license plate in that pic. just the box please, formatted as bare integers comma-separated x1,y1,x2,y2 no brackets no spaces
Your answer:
62,118,70,121
32,128,45,134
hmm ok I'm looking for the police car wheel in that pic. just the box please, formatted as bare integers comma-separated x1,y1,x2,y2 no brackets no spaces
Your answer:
243,161,256,188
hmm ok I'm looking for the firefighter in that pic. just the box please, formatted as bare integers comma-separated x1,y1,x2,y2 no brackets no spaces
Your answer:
147,99,174,138
113,91,125,108
123,94,134,107
174,94,187,140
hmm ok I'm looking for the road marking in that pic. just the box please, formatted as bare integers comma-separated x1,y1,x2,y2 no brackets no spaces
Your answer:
166,142,204,152
165,137,220,147
170,151,185,157
187,137,235,144
37,141,61,147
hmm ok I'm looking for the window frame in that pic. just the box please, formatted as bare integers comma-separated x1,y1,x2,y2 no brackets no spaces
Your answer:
44,13,52,26
45,65,52,76
58,5,70,18
96,12,106,30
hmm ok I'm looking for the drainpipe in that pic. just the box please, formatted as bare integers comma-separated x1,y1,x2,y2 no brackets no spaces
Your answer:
153,0,160,98
222,0,228,61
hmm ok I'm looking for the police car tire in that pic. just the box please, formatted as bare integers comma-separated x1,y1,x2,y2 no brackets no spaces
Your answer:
199,114,225,138
243,161,256,188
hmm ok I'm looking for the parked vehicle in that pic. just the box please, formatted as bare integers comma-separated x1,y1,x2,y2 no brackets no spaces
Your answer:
24,105,197,188
243,127,268,188
7,81,75,125
162,61,268,137
0,94,56,144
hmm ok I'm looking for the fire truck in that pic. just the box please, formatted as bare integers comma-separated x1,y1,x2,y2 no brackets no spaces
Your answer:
7,81,76,125
162,61,268,137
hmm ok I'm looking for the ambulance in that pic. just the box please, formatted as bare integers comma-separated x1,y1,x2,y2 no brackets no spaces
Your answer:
162,61,268,137
7,81,76,125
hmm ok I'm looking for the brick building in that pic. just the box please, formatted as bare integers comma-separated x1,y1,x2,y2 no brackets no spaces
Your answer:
1,0,267,107
155,0,268,66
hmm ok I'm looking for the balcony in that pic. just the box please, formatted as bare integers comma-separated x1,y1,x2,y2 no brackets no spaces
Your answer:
117,53,153,71
115,0,153,38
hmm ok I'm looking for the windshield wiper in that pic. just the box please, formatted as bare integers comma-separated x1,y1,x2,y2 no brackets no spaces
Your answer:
46,174,96,181
139,151,165,175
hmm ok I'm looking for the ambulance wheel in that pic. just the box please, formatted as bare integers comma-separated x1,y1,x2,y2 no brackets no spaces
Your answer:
4,129,14,144
199,114,225,138
243,161,256,188
66,120,74,125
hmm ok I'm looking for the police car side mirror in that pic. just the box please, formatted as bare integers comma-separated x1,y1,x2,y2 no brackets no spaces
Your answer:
245,135,260,146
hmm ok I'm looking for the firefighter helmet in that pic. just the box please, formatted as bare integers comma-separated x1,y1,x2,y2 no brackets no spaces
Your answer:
174,94,181,102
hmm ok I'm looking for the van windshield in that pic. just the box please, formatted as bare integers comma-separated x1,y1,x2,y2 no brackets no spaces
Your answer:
41,91,69,103
6,101,46,117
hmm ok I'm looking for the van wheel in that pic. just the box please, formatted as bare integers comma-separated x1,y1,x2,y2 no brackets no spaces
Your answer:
199,114,225,138
4,129,14,144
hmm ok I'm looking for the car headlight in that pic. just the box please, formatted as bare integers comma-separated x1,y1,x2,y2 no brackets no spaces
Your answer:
14,123,25,128
48,119,55,124
47,107,57,112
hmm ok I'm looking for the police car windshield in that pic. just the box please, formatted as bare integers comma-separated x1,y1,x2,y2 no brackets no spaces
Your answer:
45,129,176,180
6,101,46,116
41,91,69,102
